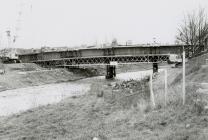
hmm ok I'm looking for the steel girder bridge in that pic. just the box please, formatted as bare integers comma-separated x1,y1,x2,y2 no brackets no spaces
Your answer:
32,54,169,66
32,54,169,79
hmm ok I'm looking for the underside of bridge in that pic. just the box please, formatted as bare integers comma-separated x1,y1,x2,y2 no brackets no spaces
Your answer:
31,55,164,79
33,54,164,79
104,62,158,79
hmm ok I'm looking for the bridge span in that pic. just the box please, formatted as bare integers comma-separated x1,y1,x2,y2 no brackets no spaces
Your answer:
18,44,185,79
33,54,169,66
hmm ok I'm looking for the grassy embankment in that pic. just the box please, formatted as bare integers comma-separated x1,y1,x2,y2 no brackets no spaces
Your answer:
0,57,208,139
0,63,100,92
0,63,153,92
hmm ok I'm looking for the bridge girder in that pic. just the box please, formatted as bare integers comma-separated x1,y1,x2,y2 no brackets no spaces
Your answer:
33,54,169,67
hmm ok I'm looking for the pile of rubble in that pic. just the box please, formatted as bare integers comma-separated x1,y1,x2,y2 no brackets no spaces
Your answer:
100,78,151,110
112,77,150,92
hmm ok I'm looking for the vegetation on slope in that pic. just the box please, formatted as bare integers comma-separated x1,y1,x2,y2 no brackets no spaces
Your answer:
0,56,208,139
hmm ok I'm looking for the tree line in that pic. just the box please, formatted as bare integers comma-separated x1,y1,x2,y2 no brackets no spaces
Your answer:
176,8,208,57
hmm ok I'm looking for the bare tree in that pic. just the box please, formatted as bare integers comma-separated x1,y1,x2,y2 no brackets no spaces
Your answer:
176,8,208,56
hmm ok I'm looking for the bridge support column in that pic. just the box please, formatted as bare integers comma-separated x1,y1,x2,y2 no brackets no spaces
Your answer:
106,65,116,79
153,63,158,73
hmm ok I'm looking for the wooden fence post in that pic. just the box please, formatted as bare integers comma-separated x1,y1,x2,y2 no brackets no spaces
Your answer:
149,73,155,108
165,69,167,106
182,46,186,105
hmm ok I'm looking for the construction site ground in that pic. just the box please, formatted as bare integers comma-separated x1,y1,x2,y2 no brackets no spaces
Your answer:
0,58,208,139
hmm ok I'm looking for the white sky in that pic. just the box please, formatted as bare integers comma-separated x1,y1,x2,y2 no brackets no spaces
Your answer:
0,0,208,48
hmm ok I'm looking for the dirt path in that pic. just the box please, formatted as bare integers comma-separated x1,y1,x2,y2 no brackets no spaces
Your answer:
0,82,91,116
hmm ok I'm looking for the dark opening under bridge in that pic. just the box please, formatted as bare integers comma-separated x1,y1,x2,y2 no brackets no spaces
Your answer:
18,44,185,79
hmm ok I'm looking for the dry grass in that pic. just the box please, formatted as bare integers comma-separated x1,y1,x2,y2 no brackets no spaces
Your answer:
1,58,208,139
0,70,208,140
172,53,208,84
0,78,153,140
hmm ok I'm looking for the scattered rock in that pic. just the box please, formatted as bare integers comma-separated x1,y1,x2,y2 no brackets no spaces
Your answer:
185,124,191,128
159,121,167,126
97,90,104,97
93,137,99,140
113,79,148,91
111,82,117,87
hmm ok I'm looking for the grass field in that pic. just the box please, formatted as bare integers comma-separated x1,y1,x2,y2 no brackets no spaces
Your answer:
0,58,208,139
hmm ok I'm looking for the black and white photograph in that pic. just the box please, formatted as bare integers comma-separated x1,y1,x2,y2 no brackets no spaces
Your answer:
0,0,208,139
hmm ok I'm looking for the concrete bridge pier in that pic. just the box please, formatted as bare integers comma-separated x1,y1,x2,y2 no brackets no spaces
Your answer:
153,63,158,73
106,65,116,79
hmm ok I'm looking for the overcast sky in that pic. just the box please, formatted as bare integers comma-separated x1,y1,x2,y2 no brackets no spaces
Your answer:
0,0,208,48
